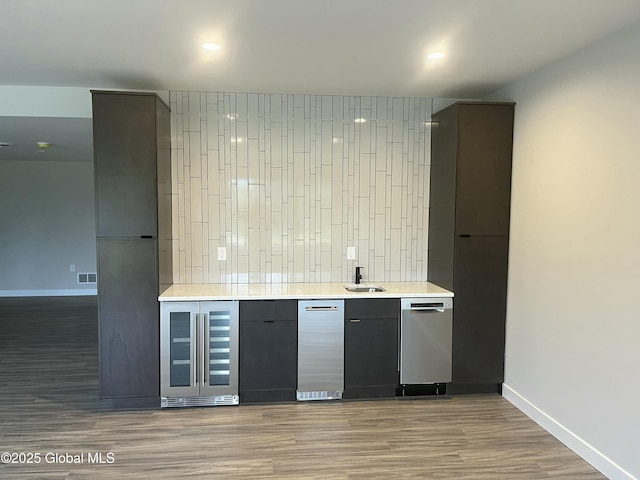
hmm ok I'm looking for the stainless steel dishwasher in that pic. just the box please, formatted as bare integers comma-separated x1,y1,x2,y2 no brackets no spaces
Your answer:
297,299,344,401
400,297,453,389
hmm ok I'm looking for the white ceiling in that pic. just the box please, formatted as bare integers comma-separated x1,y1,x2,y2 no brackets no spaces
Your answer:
2,0,640,98
2,1,640,163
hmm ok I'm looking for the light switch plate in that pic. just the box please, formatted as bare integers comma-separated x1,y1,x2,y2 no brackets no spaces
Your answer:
347,246,356,260
217,247,227,261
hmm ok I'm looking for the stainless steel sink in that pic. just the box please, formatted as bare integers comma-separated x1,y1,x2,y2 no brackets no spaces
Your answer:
344,285,386,293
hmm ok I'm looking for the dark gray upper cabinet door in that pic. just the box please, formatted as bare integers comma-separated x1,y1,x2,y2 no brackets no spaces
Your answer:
93,92,160,237
454,104,514,236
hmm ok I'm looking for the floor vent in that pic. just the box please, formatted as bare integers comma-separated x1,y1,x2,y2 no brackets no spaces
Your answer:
77,273,97,284
296,390,343,401
161,395,239,408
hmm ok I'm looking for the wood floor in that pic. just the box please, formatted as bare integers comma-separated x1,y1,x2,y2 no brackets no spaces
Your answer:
0,296,605,479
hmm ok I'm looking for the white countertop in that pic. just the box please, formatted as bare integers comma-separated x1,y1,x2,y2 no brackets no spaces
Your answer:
159,282,453,301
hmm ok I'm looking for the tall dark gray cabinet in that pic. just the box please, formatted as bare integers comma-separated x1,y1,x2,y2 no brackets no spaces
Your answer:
92,91,172,409
428,102,514,394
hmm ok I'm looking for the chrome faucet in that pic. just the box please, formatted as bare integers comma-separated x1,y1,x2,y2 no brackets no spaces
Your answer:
355,266,363,284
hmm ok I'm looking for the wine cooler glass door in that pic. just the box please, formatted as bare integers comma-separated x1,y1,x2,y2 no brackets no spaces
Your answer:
200,301,239,397
160,302,200,398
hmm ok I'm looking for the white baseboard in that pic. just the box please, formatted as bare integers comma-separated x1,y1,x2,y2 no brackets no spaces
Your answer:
502,384,638,480
0,289,97,297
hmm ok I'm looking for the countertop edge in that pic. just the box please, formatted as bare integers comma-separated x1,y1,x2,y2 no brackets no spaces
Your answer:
158,282,454,301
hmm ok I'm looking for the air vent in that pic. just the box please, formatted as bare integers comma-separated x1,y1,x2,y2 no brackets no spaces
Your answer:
161,395,239,408
77,273,97,284
296,390,343,401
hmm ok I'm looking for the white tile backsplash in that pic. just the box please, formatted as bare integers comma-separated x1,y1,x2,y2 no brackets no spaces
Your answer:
170,92,432,284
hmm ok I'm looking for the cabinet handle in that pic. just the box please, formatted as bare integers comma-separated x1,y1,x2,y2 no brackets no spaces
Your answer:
350,319,361,323
263,320,275,323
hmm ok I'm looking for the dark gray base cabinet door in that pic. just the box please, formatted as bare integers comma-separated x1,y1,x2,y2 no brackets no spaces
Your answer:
97,238,159,403
451,235,509,386
344,299,399,399
239,300,298,403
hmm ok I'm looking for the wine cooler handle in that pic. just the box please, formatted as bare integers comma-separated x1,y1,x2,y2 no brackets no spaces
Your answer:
202,313,209,387
194,313,199,387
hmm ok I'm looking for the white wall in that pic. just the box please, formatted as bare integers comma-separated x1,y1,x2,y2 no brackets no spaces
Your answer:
0,86,96,296
0,160,97,296
0,86,169,118
0,86,169,296
486,22,640,480
0,86,93,118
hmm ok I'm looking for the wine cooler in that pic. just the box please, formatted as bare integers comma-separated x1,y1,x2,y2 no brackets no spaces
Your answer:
160,301,239,407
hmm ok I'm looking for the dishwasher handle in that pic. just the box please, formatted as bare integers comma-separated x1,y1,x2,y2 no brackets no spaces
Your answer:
305,305,339,311
406,303,446,313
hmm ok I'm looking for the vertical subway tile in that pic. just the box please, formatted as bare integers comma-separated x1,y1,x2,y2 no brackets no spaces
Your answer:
207,103,219,151
293,193,305,240
391,186,402,229
271,211,283,255
374,214,386,258
236,93,247,121
359,154,371,191
321,96,332,121
248,94,259,139
208,195,220,240
321,164,331,207
331,225,342,267
293,117,305,153
248,228,260,272
320,207,331,252
390,228,402,271
331,182,343,225
293,152,305,197
236,121,248,168
207,150,220,196
271,122,282,168
170,92,432,284
293,240,305,282
248,184,260,232
190,177,202,223
179,250,186,284
190,131,202,178
392,98,403,142
201,154,208,190
191,223,203,267
375,171,386,215
332,96,344,136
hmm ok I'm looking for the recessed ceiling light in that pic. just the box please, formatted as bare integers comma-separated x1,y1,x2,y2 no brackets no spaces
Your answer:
36,141,52,151
202,42,221,51
354,118,367,123
427,52,446,60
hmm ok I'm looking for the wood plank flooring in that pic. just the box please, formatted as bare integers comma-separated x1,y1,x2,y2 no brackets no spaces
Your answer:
0,297,605,479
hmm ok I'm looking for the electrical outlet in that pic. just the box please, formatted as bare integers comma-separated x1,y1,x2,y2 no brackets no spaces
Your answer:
347,246,356,260
217,247,227,261
69,264,75,272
